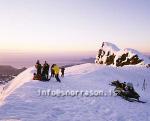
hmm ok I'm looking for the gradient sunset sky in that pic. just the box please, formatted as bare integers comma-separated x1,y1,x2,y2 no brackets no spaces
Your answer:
0,0,150,55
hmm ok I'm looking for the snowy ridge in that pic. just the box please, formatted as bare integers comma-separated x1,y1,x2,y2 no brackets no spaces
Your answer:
0,63,150,121
101,42,120,53
95,42,150,66
124,48,150,64
0,67,35,105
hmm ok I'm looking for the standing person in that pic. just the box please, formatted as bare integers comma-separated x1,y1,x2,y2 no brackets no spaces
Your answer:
35,60,42,76
42,61,50,80
61,67,65,77
53,64,61,83
49,64,55,80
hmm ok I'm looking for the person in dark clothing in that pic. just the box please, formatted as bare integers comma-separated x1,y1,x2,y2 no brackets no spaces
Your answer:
35,60,42,76
33,73,41,80
51,64,55,77
41,72,47,81
61,67,65,77
55,74,61,83
102,42,105,47
42,61,50,80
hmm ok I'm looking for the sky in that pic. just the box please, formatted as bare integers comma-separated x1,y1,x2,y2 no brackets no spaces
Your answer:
0,0,150,67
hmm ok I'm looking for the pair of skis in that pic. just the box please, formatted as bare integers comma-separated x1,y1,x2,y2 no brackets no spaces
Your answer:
122,97,146,103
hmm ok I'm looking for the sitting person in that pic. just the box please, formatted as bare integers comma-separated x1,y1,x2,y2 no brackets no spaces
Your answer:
124,83,140,100
33,73,41,80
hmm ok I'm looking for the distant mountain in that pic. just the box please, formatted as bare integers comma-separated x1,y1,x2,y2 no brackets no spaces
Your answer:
95,42,150,67
143,53,150,60
145,55,150,60
0,65,26,76
81,58,95,63
146,55,150,60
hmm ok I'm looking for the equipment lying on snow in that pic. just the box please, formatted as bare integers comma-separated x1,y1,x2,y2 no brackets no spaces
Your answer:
33,73,49,81
111,80,141,102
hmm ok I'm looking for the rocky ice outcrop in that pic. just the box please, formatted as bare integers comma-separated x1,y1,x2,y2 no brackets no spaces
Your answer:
95,42,150,67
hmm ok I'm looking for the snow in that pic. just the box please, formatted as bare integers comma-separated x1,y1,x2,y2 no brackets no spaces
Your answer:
96,42,150,66
0,63,150,121
124,48,150,64
95,42,120,64
0,67,36,105
101,42,120,52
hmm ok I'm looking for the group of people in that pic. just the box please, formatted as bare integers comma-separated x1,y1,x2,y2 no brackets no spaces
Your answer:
33,60,65,83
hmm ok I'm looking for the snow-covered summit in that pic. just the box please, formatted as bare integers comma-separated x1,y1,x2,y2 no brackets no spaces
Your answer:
100,42,120,52
124,48,150,64
95,42,150,67
0,63,150,121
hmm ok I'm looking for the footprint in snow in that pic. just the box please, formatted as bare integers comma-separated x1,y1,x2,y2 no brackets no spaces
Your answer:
103,107,112,114
52,107,65,116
